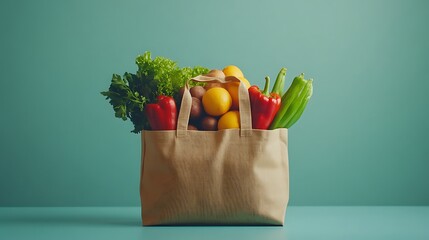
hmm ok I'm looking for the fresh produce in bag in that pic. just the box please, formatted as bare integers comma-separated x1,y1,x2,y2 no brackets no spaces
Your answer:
101,51,314,132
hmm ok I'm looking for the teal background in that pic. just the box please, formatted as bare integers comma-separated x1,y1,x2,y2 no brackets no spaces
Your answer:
1,0,428,206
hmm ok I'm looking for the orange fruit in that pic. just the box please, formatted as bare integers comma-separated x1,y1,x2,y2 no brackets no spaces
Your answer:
218,111,240,130
202,87,232,116
225,76,251,109
223,65,244,77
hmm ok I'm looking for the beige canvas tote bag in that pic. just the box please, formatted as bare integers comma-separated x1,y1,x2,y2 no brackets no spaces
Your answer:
140,76,289,225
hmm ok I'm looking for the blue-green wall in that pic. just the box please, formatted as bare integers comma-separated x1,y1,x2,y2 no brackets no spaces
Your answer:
1,0,428,206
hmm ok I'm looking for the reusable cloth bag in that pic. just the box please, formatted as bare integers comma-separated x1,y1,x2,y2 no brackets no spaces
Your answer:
140,76,289,225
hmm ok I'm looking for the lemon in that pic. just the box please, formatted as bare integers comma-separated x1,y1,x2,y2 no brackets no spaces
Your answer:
225,76,251,110
202,87,232,116
223,65,244,77
218,111,240,130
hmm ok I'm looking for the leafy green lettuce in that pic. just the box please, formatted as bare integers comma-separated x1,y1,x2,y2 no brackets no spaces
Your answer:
101,51,209,133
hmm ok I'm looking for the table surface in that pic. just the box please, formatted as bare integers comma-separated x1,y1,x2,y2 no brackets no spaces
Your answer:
1,207,428,240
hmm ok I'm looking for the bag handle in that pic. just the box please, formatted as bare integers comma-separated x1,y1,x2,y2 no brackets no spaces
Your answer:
176,75,252,137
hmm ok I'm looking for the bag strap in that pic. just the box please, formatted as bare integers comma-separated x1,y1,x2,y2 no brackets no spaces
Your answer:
176,75,252,137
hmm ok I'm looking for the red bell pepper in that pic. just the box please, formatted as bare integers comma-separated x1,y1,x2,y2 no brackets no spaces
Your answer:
145,95,177,130
249,76,281,129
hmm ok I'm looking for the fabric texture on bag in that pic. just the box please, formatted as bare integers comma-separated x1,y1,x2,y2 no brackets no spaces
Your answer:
140,76,289,226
